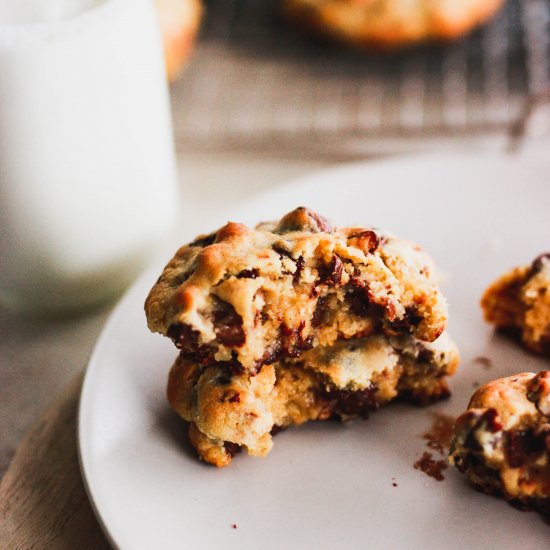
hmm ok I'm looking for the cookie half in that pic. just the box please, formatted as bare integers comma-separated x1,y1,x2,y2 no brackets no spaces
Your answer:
146,207,449,375
450,371,550,518
170,331,459,466
482,254,550,355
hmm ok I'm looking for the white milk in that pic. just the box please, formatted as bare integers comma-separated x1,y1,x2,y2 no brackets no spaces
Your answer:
0,0,179,313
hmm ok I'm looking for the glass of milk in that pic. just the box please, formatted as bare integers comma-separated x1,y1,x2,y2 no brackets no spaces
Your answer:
0,0,179,314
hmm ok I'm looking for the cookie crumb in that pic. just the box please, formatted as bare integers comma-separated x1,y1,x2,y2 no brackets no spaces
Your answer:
414,452,448,481
473,356,493,370
422,413,455,454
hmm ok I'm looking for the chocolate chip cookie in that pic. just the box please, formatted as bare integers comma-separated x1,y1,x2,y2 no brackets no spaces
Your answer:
482,254,550,355
146,207,458,466
450,372,550,518
281,0,504,50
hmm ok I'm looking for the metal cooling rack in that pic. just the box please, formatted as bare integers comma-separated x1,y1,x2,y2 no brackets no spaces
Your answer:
171,0,550,154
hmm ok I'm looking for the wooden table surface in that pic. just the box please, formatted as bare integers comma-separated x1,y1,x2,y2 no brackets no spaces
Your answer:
0,372,111,549
0,153,324,549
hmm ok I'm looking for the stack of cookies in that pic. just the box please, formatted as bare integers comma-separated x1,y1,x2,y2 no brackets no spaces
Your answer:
145,207,459,466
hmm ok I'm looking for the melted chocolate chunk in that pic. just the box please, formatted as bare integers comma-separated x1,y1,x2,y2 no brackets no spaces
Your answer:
236,268,259,279
212,299,246,348
272,244,293,259
168,323,198,348
390,306,423,333
318,256,344,287
220,389,241,404
346,278,386,321
505,429,546,468
322,385,379,419
270,425,286,436
536,425,550,455
281,322,314,358
312,295,329,327
216,368,233,385
293,256,305,284
530,253,550,276
461,408,503,453
274,207,334,234
527,371,550,414
169,324,216,366
349,230,380,254
346,277,372,317
224,442,242,458
189,232,217,248
259,340,283,367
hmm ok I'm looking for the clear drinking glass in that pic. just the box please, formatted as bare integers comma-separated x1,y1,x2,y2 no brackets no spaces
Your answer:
0,0,179,314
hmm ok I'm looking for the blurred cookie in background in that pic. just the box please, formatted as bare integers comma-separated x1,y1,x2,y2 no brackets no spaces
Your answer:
281,0,505,50
155,0,202,81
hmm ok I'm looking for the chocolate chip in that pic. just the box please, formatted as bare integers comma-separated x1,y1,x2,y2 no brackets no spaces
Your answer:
189,232,217,248
274,207,334,234
270,425,286,436
527,371,550,415
312,296,329,327
317,256,343,287
293,256,305,284
216,369,233,385
347,278,372,317
321,385,379,419
390,306,423,333
220,390,241,404
281,322,314,358
461,408,503,453
168,324,216,365
212,298,246,348
224,442,241,457
505,429,544,468
272,244,293,259
168,323,198,349
530,253,550,275
349,230,380,254
236,268,259,279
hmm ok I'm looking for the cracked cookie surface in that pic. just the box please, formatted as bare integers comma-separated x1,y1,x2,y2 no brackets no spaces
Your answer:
450,372,550,518
146,207,449,375
482,254,550,356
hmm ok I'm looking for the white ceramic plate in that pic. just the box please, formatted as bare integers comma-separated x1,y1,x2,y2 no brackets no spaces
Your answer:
80,152,550,550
